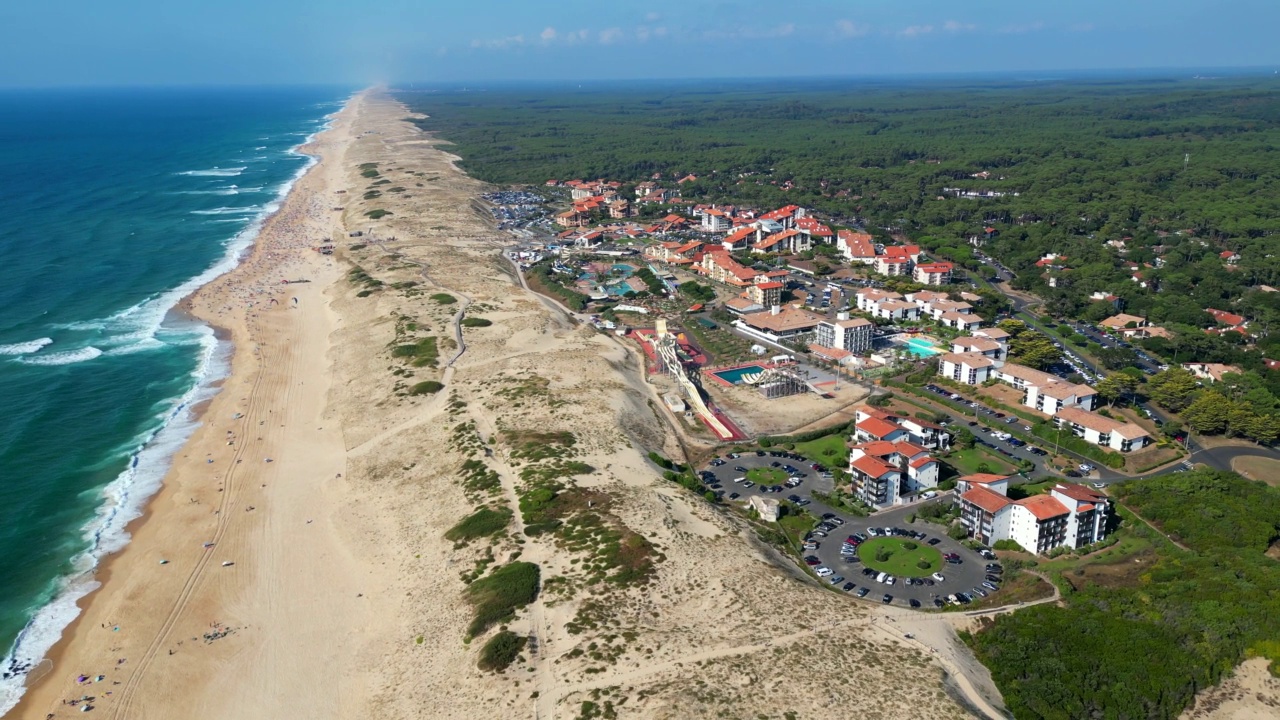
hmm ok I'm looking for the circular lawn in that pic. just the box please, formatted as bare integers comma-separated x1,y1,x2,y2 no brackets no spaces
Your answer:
858,537,943,577
745,467,789,486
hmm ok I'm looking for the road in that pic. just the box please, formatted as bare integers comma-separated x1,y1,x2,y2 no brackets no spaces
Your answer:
700,450,996,611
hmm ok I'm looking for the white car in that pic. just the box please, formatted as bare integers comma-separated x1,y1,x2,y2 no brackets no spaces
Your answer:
1078,464,1093,473
875,571,887,583
815,566,833,577
884,575,896,586
932,572,945,582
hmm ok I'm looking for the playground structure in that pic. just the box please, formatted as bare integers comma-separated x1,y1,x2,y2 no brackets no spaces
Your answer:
653,318,735,440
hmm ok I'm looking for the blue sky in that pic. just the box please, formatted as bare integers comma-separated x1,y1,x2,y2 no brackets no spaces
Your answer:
1,0,1278,86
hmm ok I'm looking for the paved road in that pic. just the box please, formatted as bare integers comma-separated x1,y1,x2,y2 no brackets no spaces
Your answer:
700,450,996,611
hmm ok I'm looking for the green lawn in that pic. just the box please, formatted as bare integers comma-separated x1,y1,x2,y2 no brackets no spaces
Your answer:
858,537,943,577
1007,479,1059,500
792,433,849,467
746,467,789,486
944,447,1015,476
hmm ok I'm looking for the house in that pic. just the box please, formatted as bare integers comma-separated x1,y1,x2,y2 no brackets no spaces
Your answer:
913,261,954,286
853,407,952,450
972,327,1010,344
1205,308,1247,328
745,281,784,309
700,208,732,232
938,311,983,332
699,250,760,287
1053,407,1151,452
905,290,950,307
1183,362,1242,384
836,230,877,264
724,297,764,316
848,439,939,508
794,216,834,244
555,209,588,227
758,205,803,229
994,364,1097,415
1221,250,1241,265
958,481,1111,554
734,306,826,344
883,245,923,263
938,352,998,385
814,314,874,354
1099,314,1148,331
922,299,973,319
952,336,1006,363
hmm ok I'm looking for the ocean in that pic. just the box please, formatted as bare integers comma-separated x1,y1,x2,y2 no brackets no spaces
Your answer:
0,86,349,713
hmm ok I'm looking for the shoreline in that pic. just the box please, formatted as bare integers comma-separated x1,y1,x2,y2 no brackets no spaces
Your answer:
9,91,369,719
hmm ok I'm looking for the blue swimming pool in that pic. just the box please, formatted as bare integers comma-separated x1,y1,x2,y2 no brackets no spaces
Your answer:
712,365,767,384
905,337,942,357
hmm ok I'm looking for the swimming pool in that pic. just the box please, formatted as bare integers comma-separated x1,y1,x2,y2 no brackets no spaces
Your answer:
711,365,767,384
905,337,942,357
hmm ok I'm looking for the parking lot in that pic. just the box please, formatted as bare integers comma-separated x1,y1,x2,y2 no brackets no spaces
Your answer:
700,450,998,610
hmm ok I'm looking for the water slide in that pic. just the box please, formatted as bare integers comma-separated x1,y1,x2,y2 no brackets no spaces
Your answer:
655,319,734,439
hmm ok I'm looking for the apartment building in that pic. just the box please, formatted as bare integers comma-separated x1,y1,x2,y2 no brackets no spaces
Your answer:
1053,407,1151,452
937,352,998,384
958,480,1111,554
814,313,874,354
994,363,1097,415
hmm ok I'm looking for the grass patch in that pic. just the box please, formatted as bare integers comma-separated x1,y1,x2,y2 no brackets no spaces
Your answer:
392,336,438,367
1007,479,1058,500
459,458,502,497
858,536,943,577
365,209,391,219
792,433,849,467
461,317,493,327
466,561,540,639
478,630,526,672
446,506,513,543
745,467,789,486
408,380,444,395
360,168,380,178
943,446,1015,476
363,190,382,200
506,429,576,462
431,293,458,304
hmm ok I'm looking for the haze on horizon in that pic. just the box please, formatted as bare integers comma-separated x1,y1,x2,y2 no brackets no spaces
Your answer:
1,0,1278,88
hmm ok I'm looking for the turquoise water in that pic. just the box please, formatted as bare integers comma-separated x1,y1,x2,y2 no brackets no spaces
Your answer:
712,365,768,384
906,337,942,357
0,86,349,710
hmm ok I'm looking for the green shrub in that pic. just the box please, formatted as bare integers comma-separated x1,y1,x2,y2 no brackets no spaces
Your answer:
392,337,439,367
461,317,492,327
409,380,444,395
431,293,458,304
365,209,391,219
466,562,540,639
478,630,527,672
446,507,512,542
993,539,1025,552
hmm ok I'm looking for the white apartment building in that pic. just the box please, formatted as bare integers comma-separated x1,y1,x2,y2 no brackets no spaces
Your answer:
958,480,1111,554
1053,407,1152,453
938,352,998,384
994,364,1097,415
814,313,874,354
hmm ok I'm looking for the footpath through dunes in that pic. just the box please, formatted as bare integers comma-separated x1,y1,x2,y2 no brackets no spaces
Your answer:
323,92,998,719
13,94,393,720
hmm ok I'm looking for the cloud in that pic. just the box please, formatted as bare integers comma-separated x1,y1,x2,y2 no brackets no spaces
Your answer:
470,35,525,50
599,27,624,44
899,25,934,38
645,12,661,22
943,20,977,33
999,21,1045,34
836,19,870,38
540,27,557,42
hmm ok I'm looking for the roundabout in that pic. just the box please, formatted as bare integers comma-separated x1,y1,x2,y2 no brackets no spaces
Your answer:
858,537,943,577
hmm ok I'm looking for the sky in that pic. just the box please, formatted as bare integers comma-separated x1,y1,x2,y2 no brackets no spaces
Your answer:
1,0,1279,87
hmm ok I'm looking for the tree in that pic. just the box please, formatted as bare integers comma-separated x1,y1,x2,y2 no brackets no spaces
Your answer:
1147,367,1200,413
1096,374,1139,407
952,427,976,449
1182,391,1233,434
1010,333,1062,370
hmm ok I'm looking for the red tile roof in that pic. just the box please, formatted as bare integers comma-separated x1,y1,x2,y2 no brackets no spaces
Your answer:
882,245,920,259
960,473,1009,486
1052,483,1106,503
856,417,903,439
851,455,897,479
961,487,1011,514
1015,495,1070,521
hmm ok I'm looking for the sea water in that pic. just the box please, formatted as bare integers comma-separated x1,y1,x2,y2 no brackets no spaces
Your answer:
0,86,349,713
